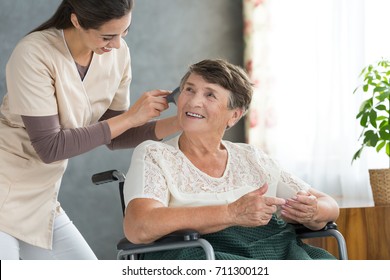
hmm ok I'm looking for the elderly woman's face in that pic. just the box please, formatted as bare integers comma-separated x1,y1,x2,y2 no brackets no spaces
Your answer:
177,73,241,134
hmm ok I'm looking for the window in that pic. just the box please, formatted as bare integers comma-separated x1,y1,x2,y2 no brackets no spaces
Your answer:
244,0,390,206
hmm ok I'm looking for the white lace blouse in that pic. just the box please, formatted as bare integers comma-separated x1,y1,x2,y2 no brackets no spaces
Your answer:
124,134,310,208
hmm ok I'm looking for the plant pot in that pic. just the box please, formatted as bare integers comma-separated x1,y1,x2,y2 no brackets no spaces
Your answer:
369,168,390,206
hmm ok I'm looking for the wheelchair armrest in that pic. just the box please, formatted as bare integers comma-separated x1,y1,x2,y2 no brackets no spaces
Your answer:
294,221,338,236
157,230,201,243
116,229,215,260
117,230,201,250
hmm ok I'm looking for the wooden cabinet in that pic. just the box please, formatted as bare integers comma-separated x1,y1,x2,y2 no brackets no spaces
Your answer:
306,205,390,259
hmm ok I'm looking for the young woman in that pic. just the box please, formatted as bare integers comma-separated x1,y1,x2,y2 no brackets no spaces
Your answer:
0,0,179,259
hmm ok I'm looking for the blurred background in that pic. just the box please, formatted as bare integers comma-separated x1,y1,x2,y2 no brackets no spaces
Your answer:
0,0,244,259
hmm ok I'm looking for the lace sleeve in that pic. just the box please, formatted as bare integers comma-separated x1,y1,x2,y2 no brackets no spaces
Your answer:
276,169,311,199
249,144,311,199
123,141,170,207
142,150,170,206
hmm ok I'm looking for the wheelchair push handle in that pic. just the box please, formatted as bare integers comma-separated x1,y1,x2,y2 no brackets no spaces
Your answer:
92,170,126,185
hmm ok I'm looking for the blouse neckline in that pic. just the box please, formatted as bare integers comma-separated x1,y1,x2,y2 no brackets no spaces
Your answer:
172,134,231,180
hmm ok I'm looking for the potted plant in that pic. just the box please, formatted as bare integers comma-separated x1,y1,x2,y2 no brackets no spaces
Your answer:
352,58,390,205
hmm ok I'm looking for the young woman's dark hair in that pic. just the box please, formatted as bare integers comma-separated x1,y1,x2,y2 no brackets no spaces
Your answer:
30,0,134,33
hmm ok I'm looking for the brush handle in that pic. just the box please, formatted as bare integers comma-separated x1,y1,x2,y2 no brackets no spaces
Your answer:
166,87,180,104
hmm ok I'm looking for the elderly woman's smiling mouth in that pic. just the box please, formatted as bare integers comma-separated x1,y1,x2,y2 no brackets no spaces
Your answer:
185,112,205,119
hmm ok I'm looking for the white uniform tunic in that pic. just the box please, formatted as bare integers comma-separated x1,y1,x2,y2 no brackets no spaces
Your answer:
0,28,131,249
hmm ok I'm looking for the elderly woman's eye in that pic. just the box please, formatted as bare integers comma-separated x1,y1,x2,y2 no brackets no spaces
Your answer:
184,87,194,93
207,92,216,98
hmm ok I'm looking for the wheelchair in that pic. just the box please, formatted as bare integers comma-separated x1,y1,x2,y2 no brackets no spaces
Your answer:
92,169,348,260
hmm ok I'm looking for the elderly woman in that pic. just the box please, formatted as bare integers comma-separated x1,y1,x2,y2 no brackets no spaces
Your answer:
123,59,340,260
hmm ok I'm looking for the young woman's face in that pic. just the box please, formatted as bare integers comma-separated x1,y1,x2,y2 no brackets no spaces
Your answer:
76,12,132,55
177,73,242,134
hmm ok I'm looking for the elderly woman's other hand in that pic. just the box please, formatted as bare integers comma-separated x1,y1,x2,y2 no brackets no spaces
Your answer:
280,188,339,230
228,183,286,227
280,190,319,225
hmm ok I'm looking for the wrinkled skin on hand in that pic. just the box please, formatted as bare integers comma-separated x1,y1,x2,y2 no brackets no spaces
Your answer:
228,183,286,227
281,190,318,224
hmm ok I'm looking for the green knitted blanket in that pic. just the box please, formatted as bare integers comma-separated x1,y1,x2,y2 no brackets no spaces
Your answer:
141,217,336,260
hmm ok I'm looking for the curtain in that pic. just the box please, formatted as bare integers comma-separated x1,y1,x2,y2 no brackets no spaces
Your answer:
243,0,389,206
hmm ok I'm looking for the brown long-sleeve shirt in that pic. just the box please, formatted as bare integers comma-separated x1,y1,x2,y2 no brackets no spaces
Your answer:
22,109,158,163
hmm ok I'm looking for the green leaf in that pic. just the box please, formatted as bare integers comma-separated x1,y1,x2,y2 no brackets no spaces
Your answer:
359,66,368,77
358,99,372,113
376,104,387,111
363,84,369,92
360,113,368,127
379,132,390,141
387,142,390,157
376,91,390,102
369,111,377,127
356,111,364,119
376,140,386,152
376,116,389,123
369,110,377,128
363,130,379,147
379,126,390,140
373,86,387,93
352,147,364,164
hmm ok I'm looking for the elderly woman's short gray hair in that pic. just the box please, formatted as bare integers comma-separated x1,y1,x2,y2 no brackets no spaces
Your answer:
179,59,254,115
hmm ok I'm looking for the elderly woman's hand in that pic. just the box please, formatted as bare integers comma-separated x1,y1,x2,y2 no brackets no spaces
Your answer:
280,190,319,224
228,183,286,227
